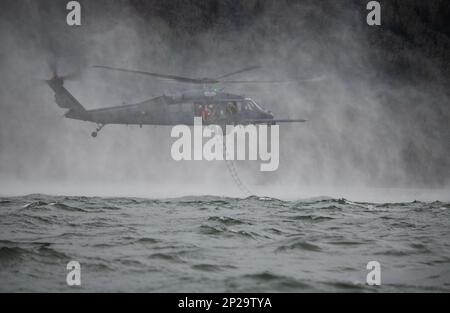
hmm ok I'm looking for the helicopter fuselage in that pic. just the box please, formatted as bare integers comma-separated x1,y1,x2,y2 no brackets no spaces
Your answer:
76,89,274,126
47,75,305,138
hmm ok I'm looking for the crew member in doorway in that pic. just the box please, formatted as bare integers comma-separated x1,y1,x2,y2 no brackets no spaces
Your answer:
202,104,212,123
227,101,238,124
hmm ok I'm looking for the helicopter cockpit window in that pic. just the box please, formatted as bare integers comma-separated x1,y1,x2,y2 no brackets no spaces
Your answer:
243,100,254,111
249,99,264,111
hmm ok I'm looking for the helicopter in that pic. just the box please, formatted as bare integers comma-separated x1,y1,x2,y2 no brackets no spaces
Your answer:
46,64,314,137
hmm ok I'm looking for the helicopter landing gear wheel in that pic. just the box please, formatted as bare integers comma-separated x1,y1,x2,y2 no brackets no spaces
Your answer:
91,124,105,138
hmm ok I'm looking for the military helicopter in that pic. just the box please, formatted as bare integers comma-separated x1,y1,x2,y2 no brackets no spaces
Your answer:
46,64,314,137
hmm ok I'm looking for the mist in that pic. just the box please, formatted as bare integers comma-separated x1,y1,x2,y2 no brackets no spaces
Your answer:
0,0,449,201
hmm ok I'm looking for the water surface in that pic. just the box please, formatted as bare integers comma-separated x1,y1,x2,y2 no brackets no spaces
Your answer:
0,194,449,292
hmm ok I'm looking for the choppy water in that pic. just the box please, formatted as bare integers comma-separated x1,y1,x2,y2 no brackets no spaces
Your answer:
0,194,449,292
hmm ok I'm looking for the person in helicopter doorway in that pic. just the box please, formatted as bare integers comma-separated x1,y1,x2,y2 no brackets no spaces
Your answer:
195,103,210,123
202,104,216,123
226,101,238,124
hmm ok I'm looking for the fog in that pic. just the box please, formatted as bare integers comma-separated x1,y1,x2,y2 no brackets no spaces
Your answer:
0,0,449,201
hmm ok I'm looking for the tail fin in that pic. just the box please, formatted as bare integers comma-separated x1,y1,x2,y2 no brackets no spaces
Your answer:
46,77,89,120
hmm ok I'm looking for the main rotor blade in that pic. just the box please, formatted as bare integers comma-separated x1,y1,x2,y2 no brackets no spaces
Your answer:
92,65,207,84
218,75,327,84
93,65,324,85
215,65,262,79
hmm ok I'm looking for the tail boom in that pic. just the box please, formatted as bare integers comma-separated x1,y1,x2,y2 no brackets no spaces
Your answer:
47,77,90,121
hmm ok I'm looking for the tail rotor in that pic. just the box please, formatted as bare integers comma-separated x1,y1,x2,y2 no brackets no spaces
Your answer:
44,59,82,85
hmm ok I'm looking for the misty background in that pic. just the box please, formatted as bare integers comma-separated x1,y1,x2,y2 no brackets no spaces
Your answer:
0,0,449,200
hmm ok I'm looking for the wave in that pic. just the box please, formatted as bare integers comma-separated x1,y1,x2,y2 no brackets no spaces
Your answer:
1,194,449,292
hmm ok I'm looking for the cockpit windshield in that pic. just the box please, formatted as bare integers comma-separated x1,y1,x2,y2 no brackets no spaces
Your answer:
243,99,263,112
